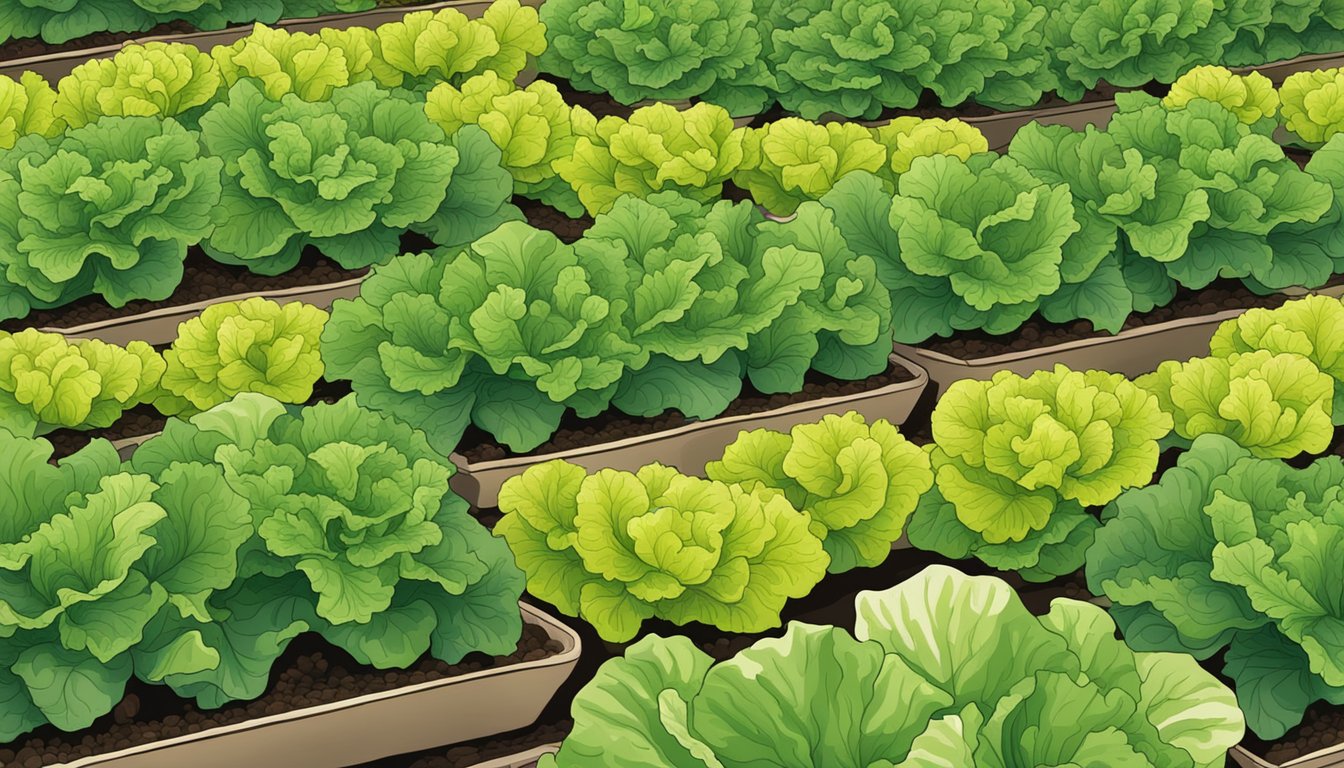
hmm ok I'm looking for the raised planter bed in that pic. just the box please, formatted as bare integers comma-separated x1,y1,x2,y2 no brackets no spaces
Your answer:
463,745,561,768
898,280,1314,396
0,0,542,83
20,604,579,768
1232,713,1344,768
448,351,928,508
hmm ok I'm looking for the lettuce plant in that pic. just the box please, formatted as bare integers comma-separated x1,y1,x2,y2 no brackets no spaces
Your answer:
1281,67,1344,148
1087,434,1344,738
129,394,525,698
0,116,222,320
1210,295,1344,422
1006,122,1210,332
55,43,222,130
758,0,1051,118
730,119,885,216
821,156,1079,344
0,328,164,437
580,193,889,420
539,0,773,115
907,365,1172,582
1136,350,1335,459
0,430,253,737
1162,65,1279,127
1109,95,1334,291
872,116,988,185
0,72,58,150
495,460,828,642
705,411,932,572
155,297,327,416
541,565,1243,768
425,72,586,217
197,79,465,275
553,102,745,216
372,0,546,92
212,24,392,103
321,222,641,455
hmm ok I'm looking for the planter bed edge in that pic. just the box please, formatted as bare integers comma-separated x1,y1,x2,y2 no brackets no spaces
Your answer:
1231,742,1344,768
50,603,579,768
450,351,929,509
464,744,561,768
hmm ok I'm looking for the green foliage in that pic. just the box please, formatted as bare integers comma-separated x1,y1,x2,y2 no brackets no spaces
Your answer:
539,0,772,115
0,72,58,149
1281,67,1344,148
495,459,828,642
732,119,885,217
705,411,932,572
0,0,375,45
1087,434,1344,738
425,72,586,217
1163,65,1279,126
372,0,546,92
821,155,1078,343
553,102,745,216
56,43,222,129
0,115,222,321
0,329,164,437
197,79,469,275
907,365,1172,582
211,24,390,104
540,565,1243,768
1136,350,1335,459
156,297,327,416
873,116,988,185
321,221,641,455
1210,295,1344,423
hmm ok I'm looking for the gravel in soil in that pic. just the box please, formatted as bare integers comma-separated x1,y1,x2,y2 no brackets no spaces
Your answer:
4,248,366,333
457,360,916,463
516,197,591,243
918,278,1328,360
1241,702,1344,764
0,622,564,768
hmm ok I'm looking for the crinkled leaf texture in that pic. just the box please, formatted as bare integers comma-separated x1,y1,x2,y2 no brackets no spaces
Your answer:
539,565,1242,768
496,459,829,642
1087,433,1344,739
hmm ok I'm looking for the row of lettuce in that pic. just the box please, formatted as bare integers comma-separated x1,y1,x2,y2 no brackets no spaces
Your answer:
8,290,1342,754
0,0,378,44
539,0,1344,121
10,47,1344,353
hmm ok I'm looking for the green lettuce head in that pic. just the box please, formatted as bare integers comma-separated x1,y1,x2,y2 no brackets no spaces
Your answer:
821,154,1079,343
1137,350,1334,459
553,101,746,216
706,411,932,572
731,118,886,216
198,78,462,275
907,365,1172,581
1088,434,1344,738
321,222,641,454
155,297,327,416
1210,295,1344,423
55,42,222,130
0,328,165,437
496,460,829,642
1163,66,1279,127
0,115,222,320
540,565,1243,768
372,0,546,91
1281,67,1344,148
539,0,773,115
0,72,59,150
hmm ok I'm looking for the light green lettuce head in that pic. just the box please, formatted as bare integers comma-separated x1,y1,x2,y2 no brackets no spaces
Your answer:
1163,65,1279,126
907,365,1171,582
706,411,932,572
731,118,886,216
1281,67,1344,147
496,460,830,642
539,565,1243,768
0,72,59,150
1137,350,1334,459
55,42,222,129
156,297,327,416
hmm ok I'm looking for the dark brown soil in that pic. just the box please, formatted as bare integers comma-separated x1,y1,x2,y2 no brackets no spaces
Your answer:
517,197,591,243
457,359,916,463
0,20,195,63
1239,701,1344,764
0,622,563,768
4,248,366,333
920,278,1309,360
